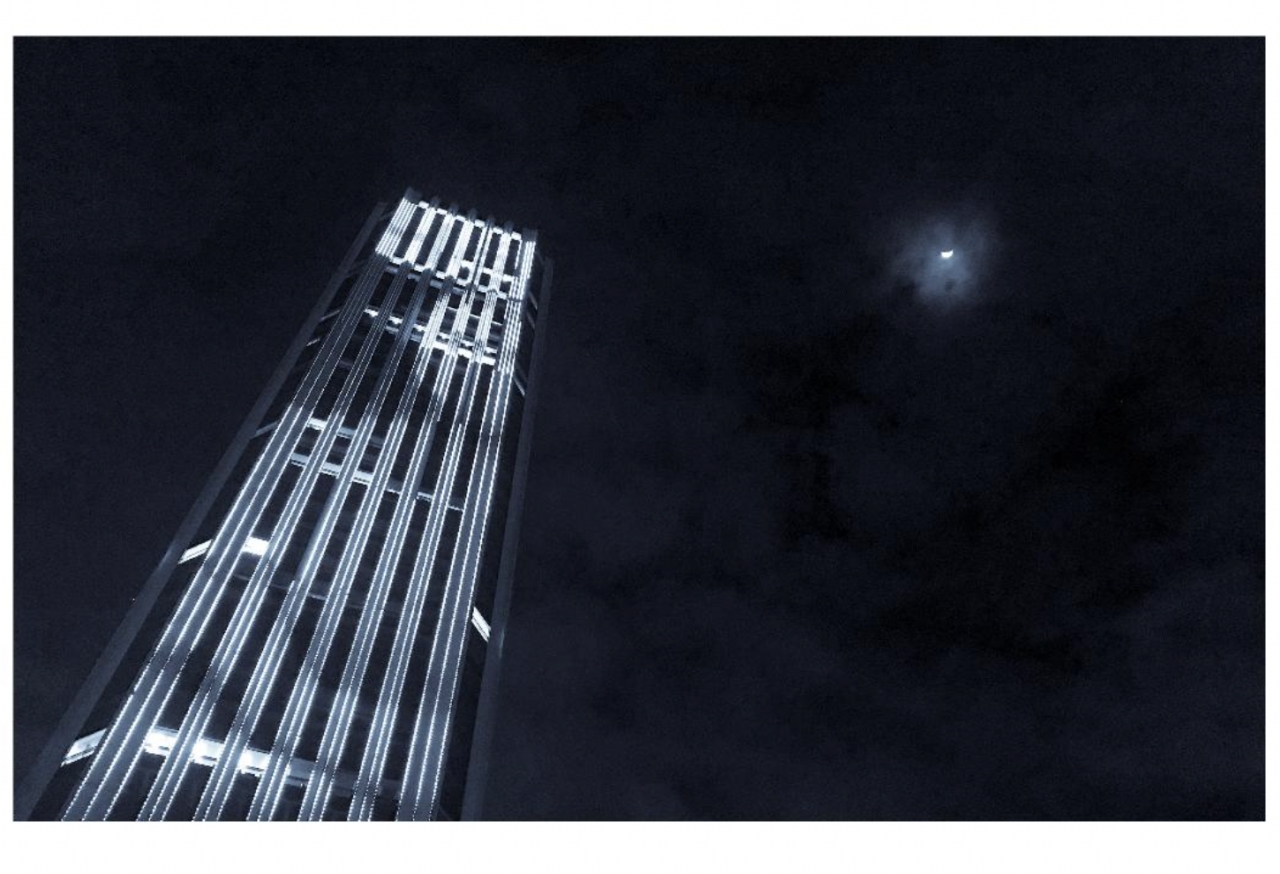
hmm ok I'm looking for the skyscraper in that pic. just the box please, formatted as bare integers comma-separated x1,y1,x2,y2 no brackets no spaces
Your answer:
17,190,552,821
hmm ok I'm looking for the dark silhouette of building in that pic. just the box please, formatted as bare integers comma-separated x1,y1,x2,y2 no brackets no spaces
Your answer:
18,190,553,820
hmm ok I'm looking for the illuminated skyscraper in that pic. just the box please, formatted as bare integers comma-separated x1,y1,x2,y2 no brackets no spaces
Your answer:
18,190,552,821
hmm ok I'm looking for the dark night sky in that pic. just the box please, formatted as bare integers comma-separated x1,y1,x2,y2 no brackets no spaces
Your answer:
13,38,1264,819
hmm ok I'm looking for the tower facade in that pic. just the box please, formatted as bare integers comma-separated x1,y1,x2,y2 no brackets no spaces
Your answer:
19,190,552,821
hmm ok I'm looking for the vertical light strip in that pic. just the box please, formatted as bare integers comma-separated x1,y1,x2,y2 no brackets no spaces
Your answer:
245,294,445,821
397,232,534,820
346,227,499,821
61,197,419,821
442,211,478,281
267,209,466,821
231,269,444,821
391,202,435,267
411,209,448,272
194,261,436,820
347,222,502,821
136,252,417,820
250,204,465,818
288,217,473,818
394,224,517,821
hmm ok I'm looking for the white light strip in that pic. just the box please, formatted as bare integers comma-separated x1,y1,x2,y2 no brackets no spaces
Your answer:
251,288,451,822
179,541,211,564
282,356,441,817
471,608,490,643
389,202,437,267
375,197,421,258
347,230,502,820
407,205,444,267
416,240,531,816
443,212,478,282
417,208,455,274
399,233,534,820
65,197,542,822
376,226,502,812
135,244,418,821
199,264,434,820
394,225,516,819
295,282,476,820
62,198,411,821
117,199,412,818
296,300,468,818
346,311,488,816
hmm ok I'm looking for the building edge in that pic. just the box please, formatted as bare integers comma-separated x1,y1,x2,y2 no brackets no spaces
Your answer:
459,254,555,821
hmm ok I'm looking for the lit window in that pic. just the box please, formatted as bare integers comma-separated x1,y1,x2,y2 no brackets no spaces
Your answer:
143,727,177,756
128,727,273,775
243,537,269,557
192,736,221,766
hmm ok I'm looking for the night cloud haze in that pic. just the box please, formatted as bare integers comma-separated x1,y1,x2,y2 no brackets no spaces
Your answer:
13,38,1263,820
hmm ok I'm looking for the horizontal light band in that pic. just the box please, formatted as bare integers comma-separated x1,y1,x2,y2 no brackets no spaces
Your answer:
64,727,272,776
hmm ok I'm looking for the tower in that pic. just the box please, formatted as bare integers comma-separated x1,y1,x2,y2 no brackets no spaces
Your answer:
18,190,552,821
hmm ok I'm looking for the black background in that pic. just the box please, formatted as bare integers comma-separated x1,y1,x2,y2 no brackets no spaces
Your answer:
13,38,1263,819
